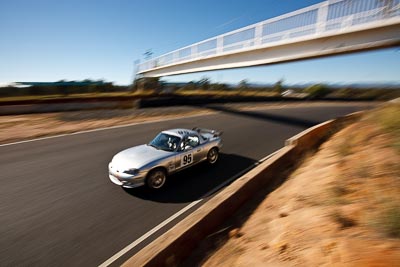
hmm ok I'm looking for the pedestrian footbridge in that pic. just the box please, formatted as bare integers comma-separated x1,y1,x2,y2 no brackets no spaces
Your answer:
137,0,400,77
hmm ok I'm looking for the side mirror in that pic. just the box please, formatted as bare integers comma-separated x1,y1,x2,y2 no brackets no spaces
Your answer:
184,145,192,151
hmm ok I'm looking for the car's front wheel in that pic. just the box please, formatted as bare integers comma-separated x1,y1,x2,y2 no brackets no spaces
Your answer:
146,169,167,189
207,148,219,164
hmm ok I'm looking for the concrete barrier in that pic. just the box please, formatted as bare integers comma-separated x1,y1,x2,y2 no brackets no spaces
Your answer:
0,95,298,115
122,111,363,267
0,95,375,116
285,111,363,149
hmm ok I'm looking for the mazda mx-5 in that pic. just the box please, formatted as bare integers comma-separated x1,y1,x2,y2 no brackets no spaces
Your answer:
108,128,223,189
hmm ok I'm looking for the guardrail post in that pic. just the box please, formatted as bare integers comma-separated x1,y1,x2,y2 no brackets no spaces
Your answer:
254,23,263,46
217,36,224,54
316,2,329,33
191,45,198,60
342,14,354,29
173,51,179,63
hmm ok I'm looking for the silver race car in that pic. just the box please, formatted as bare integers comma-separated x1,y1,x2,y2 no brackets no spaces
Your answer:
108,128,223,189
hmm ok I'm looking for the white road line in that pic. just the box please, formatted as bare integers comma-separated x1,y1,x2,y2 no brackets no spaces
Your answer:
2,105,283,264
0,113,213,147
99,149,280,267
98,199,202,267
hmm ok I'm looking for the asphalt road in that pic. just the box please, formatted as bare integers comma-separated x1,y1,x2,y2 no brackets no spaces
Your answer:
0,103,374,266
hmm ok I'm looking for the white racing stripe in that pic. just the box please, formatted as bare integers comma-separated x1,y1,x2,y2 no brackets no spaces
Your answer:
99,149,280,267
0,113,212,147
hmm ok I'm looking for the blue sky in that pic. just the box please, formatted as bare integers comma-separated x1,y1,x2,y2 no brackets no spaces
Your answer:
1,0,399,86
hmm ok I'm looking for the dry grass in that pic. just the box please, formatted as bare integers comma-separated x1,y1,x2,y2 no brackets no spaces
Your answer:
336,138,353,156
0,91,155,102
371,104,400,132
367,103,400,153
330,210,357,229
0,107,212,144
369,202,400,238
175,89,279,97
329,103,400,238
201,103,400,267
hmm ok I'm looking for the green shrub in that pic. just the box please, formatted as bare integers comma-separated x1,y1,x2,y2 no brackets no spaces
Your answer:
377,104,400,133
304,84,330,98
376,204,400,238
367,104,400,153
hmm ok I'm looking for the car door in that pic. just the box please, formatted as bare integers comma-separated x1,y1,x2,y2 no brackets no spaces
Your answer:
175,137,191,170
187,134,202,163
175,134,201,170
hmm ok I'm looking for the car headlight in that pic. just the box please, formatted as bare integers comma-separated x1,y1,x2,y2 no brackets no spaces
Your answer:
123,168,139,175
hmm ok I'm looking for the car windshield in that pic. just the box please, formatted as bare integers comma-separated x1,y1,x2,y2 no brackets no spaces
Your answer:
149,133,181,152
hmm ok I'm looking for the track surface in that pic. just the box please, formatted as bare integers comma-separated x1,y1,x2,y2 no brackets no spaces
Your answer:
0,104,373,266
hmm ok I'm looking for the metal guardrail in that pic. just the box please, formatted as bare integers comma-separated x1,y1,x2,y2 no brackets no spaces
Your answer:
137,0,400,73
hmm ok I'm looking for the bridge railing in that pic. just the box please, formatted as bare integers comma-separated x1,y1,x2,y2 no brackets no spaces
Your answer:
137,0,400,73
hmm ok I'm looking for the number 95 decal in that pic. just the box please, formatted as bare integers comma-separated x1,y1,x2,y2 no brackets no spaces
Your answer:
181,153,193,166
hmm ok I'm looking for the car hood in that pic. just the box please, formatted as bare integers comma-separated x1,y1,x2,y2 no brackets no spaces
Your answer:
111,144,172,170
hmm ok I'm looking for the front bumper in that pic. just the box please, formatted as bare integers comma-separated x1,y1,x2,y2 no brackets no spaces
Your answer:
108,173,145,188
108,163,146,188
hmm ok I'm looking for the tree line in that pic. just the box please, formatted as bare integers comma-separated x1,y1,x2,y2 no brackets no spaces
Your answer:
0,80,128,97
1,77,399,101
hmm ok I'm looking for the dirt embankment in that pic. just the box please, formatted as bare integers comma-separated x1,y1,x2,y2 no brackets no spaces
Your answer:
191,103,400,266
0,106,212,144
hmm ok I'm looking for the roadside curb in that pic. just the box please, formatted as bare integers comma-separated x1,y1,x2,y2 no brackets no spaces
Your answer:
285,111,363,149
122,111,363,267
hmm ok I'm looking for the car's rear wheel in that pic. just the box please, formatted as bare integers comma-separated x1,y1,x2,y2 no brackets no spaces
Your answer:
146,169,167,189
207,148,219,164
